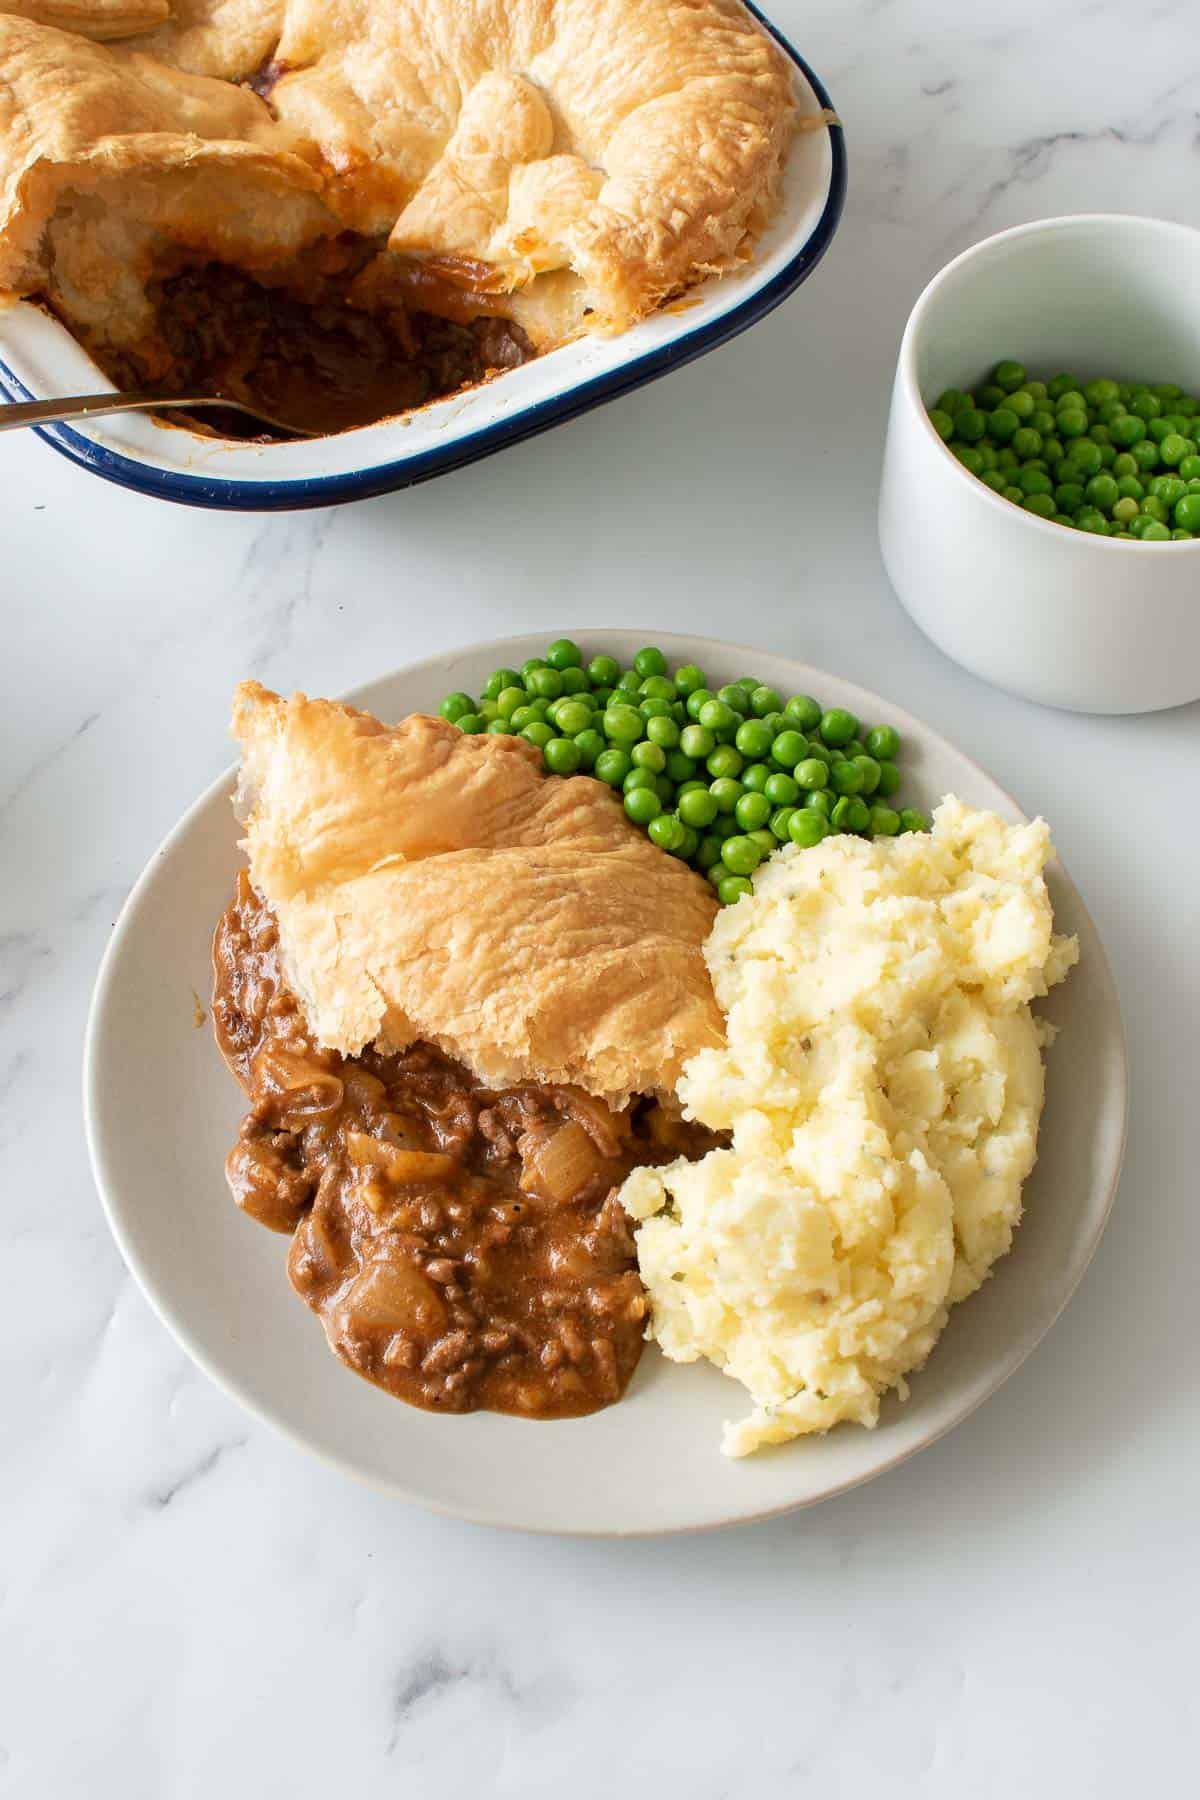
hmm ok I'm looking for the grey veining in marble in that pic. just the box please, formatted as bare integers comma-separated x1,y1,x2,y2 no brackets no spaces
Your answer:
2,1,1198,1793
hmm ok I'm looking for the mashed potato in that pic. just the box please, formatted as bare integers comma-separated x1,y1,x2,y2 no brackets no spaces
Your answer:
620,797,1078,1456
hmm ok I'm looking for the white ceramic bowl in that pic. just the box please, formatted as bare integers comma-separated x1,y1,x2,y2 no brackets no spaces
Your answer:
879,214,1200,714
0,17,843,512
83,631,1127,1535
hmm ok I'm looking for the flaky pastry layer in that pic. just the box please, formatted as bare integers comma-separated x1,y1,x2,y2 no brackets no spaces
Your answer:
0,0,800,355
230,682,724,1108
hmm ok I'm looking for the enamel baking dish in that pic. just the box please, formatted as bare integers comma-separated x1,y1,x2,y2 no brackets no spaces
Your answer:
0,16,844,512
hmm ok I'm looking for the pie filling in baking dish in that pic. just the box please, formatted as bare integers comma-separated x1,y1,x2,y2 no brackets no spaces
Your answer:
214,873,720,1416
0,0,810,436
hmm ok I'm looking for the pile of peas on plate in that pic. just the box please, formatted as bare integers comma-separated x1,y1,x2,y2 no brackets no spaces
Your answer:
929,360,1200,539
438,641,930,906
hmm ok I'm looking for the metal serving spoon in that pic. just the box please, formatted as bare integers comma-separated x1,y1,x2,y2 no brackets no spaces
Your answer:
0,390,317,438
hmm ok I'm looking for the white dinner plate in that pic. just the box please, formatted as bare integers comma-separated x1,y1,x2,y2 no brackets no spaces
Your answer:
84,632,1128,1534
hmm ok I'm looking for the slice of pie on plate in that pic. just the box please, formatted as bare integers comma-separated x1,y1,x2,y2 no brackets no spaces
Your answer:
212,683,725,1419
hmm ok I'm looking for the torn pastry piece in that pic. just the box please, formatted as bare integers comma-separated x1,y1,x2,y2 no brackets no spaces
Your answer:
0,0,169,40
231,682,725,1109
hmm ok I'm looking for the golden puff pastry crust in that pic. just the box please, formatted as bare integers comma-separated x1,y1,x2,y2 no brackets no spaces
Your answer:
231,682,725,1108
0,0,802,351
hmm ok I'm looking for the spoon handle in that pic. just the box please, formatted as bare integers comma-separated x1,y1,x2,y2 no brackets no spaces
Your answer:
0,390,222,431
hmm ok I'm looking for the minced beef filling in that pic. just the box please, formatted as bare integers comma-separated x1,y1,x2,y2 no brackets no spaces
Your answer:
66,235,534,439
212,873,722,1419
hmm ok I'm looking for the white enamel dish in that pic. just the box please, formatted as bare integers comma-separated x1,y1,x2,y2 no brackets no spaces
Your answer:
84,632,1127,1535
0,15,844,511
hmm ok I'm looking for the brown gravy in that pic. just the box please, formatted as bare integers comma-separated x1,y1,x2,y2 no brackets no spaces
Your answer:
212,874,719,1419
63,236,533,439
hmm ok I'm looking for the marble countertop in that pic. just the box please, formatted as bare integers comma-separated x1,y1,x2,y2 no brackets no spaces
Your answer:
3,1,1198,1792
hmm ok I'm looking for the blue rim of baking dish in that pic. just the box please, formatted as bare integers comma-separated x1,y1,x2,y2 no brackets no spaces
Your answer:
0,12,846,512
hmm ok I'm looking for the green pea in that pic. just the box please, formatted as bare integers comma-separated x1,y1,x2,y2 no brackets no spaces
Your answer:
1111,453,1138,478
440,691,475,723
560,667,589,695
706,744,744,781
831,759,864,795
771,730,808,769
953,446,985,476
648,813,686,853
734,792,772,832
545,638,582,670
603,705,644,745
935,388,970,415
680,723,715,760
716,875,753,906
763,771,800,806
1055,481,1085,512
1003,486,1024,504
1108,413,1145,448
868,805,902,837
875,760,901,797
1131,390,1162,420
1030,409,1056,436
1160,433,1190,468
624,787,661,826
456,713,485,734
1057,410,1089,439
1074,508,1109,535
623,766,658,795
1116,474,1145,501
710,686,746,718
588,654,621,687
788,809,827,848
673,663,707,696
542,736,581,775
733,677,761,697
698,699,737,735
976,384,1007,410
770,807,798,841
749,685,783,718
573,729,605,769
1146,416,1173,444
521,720,554,749
852,755,882,795
1111,496,1140,526
484,667,523,700
639,700,672,725
929,408,954,441
527,666,563,701
695,833,723,870
816,708,855,747
1022,380,1048,401
616,670,642,696
741,762,770,793
805,790,834,817
862,724,899,761
735,718,775,759
487,720,518,735
641,715,678,752
955,408,987,442
782,695,821,732
900,808,931,833
1065,439,1102,476
709,777,743,815
631,740,666,774
477,700,501,722
678,787,718,829
1042,437,1065,466
594,747,632,786
1084,474,1119,511
719,835,762,876
552,697,592,736
1089,423,1112,447
1141,521,1172,541
1046,374,1079,401
1175,493,1200,532
995,447,1020,472
1140,495,1169,523
591,686,615,709
637,676,675,704
1011,427,1042,459
1019,468,1054,496
710,814,740,840
981,470,1009,494
1172,528,1194,540
986,408,1019,444
684,690,713,721
825,795,862,833
1151,475,1187,508
1097,399,1127,426
1023,493,1057,518
633,646,667,679
993,360,1027,392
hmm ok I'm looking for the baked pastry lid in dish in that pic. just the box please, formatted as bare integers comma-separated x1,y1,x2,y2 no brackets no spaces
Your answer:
0,20,844,512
